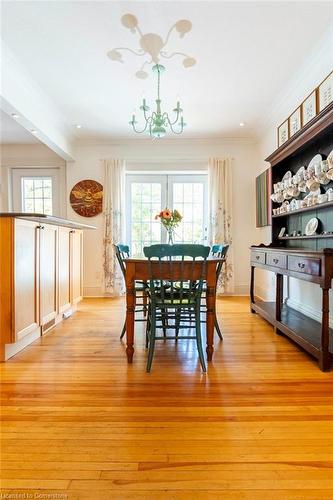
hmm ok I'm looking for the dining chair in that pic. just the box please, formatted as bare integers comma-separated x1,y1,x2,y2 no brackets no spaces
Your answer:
143,243,210,372
202,243,229,339
113,244,148,339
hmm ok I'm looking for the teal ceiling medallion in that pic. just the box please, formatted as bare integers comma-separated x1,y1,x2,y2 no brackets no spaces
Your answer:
129,64,186,139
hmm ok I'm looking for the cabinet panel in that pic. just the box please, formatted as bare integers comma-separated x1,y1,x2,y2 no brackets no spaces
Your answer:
14,219,40,340
266,252,287,269
288,255,321,276
58,227,71,313
40,224,58,326
70,230,83,304
251,250,266,265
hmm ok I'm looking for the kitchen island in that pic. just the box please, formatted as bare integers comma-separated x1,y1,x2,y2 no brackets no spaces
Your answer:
0,213,95,360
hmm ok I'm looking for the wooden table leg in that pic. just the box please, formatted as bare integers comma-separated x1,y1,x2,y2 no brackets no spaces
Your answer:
125,263,135,363
319,286,330,371
250,265,255,313
206,285,214,361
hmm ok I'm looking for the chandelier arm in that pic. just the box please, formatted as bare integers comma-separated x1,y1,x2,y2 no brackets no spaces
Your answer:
167,109,181,126
142,107,150,122
131,119,149,134
112,47,146,57
163,24,177,47
160,51,191,60
168,121,185,134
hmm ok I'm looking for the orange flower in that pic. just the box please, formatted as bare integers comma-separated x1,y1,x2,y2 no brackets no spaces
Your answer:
154,214,160,220
162,209,172,219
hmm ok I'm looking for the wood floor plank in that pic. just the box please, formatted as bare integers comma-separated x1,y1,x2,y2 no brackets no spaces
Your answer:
1,296,333,499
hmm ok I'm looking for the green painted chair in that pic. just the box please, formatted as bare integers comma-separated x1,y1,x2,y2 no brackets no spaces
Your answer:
202,243,229,339
113,244,148,339
143,243,210,373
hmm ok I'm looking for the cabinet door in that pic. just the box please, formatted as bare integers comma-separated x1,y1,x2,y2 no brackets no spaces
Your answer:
14,219,40,341
58,227,71,313
40,224,58,326
70,230,83,304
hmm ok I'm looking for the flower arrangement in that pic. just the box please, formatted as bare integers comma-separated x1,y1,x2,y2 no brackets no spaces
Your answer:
155,208,182,244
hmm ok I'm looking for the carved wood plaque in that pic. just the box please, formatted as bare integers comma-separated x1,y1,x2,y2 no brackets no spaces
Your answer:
70,179,103,217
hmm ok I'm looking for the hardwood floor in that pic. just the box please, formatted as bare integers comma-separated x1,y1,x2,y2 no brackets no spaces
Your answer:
1,296,333,499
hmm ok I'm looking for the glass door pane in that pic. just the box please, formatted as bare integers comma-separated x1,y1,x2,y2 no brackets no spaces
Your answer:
126,175,167,256
168,175,208,244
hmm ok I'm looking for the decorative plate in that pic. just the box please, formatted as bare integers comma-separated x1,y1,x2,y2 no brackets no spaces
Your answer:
70,179,103,217
305,217,319,236
295,166,306,178
307,154,322,173
328,149,333,169
282,171,292,181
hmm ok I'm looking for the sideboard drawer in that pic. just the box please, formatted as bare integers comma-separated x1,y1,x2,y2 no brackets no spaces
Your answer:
251,251,266,265
288,256,321,276
266,253,287,269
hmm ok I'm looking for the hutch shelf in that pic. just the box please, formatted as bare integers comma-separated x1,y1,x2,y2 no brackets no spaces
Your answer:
251,101,333,371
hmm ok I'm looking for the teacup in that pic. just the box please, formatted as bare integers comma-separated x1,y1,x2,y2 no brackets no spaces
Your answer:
306,178,320,192
327,168,333,180
300,200,307,208
283,189,292,200
275,192,284,203
298,180,307,192
289,186,300,197
318,172,330,185
318,193,328,204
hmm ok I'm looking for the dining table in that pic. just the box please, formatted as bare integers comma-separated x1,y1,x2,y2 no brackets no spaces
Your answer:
123,257,224,363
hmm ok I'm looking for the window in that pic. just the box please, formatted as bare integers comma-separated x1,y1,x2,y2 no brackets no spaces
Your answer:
11,167,61,216
126,174,208,256
22,177,53,215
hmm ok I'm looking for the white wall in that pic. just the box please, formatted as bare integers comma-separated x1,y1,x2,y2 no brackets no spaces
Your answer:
0,143,66,213
67,138,258,296
254,28,333,322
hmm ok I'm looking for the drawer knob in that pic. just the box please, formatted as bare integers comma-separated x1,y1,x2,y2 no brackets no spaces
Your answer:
256,255,260,260
298,262,305,269
273,258,279,264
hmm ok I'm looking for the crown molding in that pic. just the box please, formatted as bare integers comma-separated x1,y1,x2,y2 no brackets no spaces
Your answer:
73,136,256,147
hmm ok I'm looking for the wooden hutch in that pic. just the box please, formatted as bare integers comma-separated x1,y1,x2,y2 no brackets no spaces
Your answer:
250,102,333,371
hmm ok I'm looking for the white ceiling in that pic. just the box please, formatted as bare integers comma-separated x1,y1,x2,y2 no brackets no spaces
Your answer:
0,110,40,144
2,1,333,141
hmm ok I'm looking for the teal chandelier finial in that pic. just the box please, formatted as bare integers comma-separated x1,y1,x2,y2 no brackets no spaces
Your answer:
129,64,186,138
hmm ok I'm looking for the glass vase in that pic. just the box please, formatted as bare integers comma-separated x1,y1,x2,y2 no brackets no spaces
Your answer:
167,230,174,245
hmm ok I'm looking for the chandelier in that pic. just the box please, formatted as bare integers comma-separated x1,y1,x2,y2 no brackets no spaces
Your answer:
129,64,186,138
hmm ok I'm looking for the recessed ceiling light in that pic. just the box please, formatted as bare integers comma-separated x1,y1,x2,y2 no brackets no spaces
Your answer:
11,113,20,119
239,122,245,127
75,124,82,129
30,129,38,134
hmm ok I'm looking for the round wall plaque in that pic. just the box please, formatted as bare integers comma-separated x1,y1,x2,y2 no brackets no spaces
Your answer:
70,179,103,217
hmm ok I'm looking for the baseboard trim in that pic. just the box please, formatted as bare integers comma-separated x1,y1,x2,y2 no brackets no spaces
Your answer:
286,297,331,328
84,285,250,298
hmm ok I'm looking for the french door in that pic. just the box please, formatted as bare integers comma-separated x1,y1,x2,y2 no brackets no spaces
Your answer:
126,174,208,256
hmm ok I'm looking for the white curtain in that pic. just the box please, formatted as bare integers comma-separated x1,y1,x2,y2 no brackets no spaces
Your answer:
102,159,126,296
208,157,234,294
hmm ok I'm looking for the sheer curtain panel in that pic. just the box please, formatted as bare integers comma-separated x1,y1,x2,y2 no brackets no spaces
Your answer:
208,157,234,294
102,159,126,295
